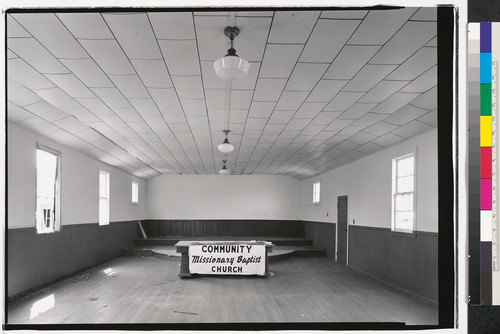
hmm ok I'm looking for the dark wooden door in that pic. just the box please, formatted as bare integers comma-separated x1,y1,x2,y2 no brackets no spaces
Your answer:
337,196,348,265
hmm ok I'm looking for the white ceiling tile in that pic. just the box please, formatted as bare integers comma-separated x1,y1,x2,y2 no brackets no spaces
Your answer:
391,120,433,138
285,118,310,131
335,140,359,152
370,21,437,64
53,115,88,133
34,87,81,110
307,80,347,103
227,17,271,62
109,74,149,99
356,142,383,155
9,58,55,90
260,44,303,79
246,118,268,130
131,59,173,88
409,86,437,110
187,116,209,129
228,109,248,124
286,63,329,91
114,107,146,123
8,38,69,74
7,49,18,59
76,98,114,115
337,125,365,137
311,111,342,125
100,115,128,128
343,150,367,161
371,132,405,147
17,115,60,136
200,61,225,90
363,121,399,136
205,90,225,109
254,79,287,101
128,121,153,134
411,7,437,21
301,124,325,136
104,13,162,60
230,90,253,110
263,124,286,135
181,99,207,117
171,76,204,99
45,74,95,98
46,129,79,144
385,47,436,81
399,66,436,93
426,37,437,47
149,12,195,39
128,99,161,116
60,59,114,88
352,112,388,127
275,91,309,110
269,11,320,43
8,79,42,106
348,8,418,45
194,15,229,61
324,92,364,111
80,39,135,75
314,130,336,141
343,64,398,92
149,88,182,110
369,92,420,114
269,110,296,124
159,40,201,76
320,10,368,19
295,102,327,119
418,110,437,127
278,130,301,140
383,104,430,125
300,19,360,62
249,102,276,118
339,103,377,119
7,15,31,37
91,87,131,108
57,13,113,39
324,118,354,131
323,45,381,80
66,107,101,123
8,102,33,122
348,131,377,145
13,13,88,58
359,80,410,103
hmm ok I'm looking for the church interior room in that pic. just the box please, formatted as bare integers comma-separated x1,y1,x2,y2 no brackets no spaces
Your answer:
4,6,455,330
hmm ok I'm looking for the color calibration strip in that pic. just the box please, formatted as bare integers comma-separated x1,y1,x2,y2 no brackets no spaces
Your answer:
475,22,500,305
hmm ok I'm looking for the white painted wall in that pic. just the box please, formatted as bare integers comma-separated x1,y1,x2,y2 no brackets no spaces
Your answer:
300,129,438,233
7,122,147,229
147,174,301,220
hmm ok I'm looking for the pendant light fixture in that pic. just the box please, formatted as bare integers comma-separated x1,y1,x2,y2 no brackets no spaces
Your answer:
219,160,230,175
213,26,249,81
218,129,234,154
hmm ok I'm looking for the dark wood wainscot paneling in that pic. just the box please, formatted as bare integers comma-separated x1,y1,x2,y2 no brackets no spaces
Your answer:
141,220,305,237
348,225,438,303
7,221,140,300
303,221,336,260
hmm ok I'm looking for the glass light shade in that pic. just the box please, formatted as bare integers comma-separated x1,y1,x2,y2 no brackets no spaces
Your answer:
218,139,234,153
219,166,230,175
213,55,250,81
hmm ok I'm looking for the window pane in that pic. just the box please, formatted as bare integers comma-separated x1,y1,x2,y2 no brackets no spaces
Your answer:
132,182,138,203
36,148,60,233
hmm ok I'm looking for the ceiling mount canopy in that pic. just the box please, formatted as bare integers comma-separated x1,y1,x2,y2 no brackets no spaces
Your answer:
219,160,230,175
218,129,234,154
213,26,250,81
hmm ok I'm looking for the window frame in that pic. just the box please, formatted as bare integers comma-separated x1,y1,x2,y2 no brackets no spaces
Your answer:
132,181,139,204
391,152,417,233
35,143,62,234
99,170,110,226
313,181,321,204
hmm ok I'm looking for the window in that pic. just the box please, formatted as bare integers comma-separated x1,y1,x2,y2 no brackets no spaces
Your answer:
132,181,139,204
99,170,110,225
36,144,61,234
313,181,320,203
392,153,415,233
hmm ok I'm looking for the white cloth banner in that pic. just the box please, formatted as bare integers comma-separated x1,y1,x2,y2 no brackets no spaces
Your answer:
188,243,266,276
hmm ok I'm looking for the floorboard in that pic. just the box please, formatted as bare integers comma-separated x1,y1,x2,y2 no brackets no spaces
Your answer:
7,255,438,325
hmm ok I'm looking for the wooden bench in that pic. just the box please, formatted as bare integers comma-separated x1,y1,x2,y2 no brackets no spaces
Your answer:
175,240,273,278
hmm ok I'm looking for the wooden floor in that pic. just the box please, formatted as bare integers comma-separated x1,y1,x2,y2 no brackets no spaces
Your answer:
7,254,438,326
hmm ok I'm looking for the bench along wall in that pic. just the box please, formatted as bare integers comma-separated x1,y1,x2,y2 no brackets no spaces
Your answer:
7,122,147,299
300,129,439,302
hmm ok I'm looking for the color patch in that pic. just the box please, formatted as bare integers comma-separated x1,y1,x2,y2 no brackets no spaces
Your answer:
481,147,492,178
481,242,492,274
481,22,492,52
481,84,492,115
481,210,493,242
481,179,493,210
481,53,492,83
481,116,492,146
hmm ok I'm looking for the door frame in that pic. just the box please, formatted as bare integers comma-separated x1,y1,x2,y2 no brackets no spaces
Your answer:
336,194,349,265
